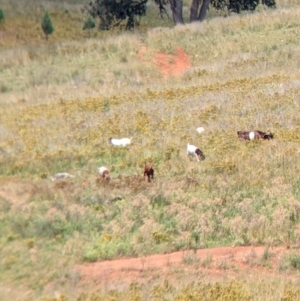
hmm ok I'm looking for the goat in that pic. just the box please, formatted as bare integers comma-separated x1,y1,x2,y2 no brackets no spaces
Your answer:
196,127,205,134
109,137,132,147
237,130,274,141
51,172,75,181
187,143,205,162
98,166,110,182
144,163,154,183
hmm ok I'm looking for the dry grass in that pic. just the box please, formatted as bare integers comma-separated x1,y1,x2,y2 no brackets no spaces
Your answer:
2,0,300,300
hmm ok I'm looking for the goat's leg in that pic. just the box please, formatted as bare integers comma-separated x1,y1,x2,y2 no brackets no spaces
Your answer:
187,154,190,162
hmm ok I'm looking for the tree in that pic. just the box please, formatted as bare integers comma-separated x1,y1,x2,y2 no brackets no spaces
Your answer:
41,11,54,40
152,0,211,25
189,0,211,22
0,8,5,28
84,0,276,30
82,0,148,31
262,0,276,8
210,0,275,13
169,0,184,24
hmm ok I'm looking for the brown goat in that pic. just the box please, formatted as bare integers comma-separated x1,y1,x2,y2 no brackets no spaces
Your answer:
237,130,274,141
144,163,154,183
98,166,110,182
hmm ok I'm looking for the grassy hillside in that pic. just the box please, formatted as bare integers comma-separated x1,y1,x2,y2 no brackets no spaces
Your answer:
1,0,300,300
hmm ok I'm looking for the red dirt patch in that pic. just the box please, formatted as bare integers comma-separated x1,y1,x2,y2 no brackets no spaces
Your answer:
153,47,191,79
77,245,295,291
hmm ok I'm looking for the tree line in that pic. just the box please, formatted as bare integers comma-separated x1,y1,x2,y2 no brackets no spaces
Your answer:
82,0,276,31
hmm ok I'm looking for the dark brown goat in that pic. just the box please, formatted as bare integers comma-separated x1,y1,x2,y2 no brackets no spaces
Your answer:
144,163,154,183
237,130,274,141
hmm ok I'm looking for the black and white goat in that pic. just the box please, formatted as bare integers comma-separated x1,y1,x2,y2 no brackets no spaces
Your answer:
187,143,205,162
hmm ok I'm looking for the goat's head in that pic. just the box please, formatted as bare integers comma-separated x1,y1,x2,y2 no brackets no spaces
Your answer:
195,148,205,161
237,131,249,139
102,170,110,182
98,167,110,182
263,132,274,140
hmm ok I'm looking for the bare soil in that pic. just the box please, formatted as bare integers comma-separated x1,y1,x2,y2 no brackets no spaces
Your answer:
77,245,297,291
152,47,191,78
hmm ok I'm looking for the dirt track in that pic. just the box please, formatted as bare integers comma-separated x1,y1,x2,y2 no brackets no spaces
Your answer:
77,245,295,290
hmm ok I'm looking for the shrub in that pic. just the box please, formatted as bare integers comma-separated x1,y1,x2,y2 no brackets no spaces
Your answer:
152,231,169,244
282,283,300,301
41,11,54,40
288,253,300,270
211,0,276,13
174,281,251,301
83,15,96,31
83,238,132,261
280,253,300,271
0,8,4,26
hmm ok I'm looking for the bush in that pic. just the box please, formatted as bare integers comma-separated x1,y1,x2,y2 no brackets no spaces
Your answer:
282,283,300,301
83,237,132,261
288,253,300,270
211,0,276,13
173,281,251,301
83,15,96,31
41,11,54,40
0,8,5,26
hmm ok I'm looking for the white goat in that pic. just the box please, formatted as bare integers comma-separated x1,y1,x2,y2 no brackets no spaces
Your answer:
109,137,132,147
51,172,75,181
98,166,110,182
196,127,205,134
187,143,205,162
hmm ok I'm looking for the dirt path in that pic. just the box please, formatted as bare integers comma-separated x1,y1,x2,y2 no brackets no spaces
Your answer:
78,245,295,290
